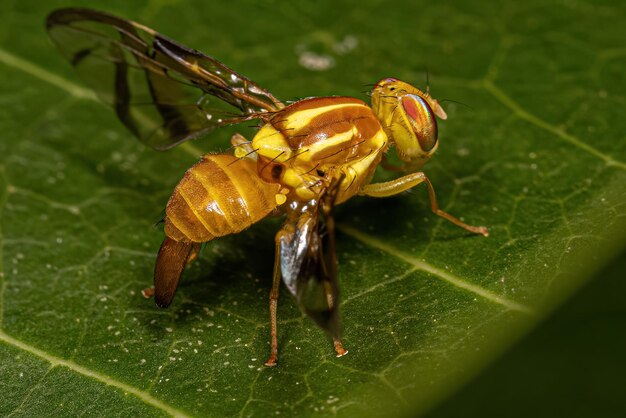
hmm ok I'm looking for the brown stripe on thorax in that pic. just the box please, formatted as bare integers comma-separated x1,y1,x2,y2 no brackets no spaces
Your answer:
300,107,379,145
274,101,380,149
281,106,383,169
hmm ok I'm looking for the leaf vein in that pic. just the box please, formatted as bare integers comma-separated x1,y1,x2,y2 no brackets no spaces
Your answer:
338,224,534,314
482,79,626,170
0,330,191,418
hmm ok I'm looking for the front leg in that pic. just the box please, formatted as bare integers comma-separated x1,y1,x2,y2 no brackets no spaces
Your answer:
359,172,489,237
380,155,429,173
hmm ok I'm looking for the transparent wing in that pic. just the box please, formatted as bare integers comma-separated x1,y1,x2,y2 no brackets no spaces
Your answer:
279,198,341,338
46,8,284,150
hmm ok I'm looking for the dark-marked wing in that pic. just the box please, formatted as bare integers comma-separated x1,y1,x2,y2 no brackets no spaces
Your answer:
279,197,341,338
46,8,284,150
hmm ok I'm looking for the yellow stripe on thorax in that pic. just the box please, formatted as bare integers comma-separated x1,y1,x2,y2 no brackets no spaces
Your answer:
298,127,357,162
252,124,292,161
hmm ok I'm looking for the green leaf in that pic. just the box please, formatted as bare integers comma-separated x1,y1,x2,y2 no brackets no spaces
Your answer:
1,1,624,417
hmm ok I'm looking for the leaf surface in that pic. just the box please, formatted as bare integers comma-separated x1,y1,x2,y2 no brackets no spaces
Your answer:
0,1,625,417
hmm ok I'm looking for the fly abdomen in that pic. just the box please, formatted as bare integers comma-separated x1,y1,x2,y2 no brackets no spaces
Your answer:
165,154,283,242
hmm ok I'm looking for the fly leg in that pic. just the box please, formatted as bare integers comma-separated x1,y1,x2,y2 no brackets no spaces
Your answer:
141,287,155,298
321,186,348,358
380,155,404,172
359,172,489,236
323,280,347,357
230,133,257,160
186,243,202,264
265,231,285,367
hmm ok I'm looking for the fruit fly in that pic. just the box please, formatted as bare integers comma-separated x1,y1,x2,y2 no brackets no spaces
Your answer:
47,8,488,366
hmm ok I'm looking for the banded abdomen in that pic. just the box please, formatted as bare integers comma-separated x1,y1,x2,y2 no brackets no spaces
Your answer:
252,97,388,203
164,154,283,243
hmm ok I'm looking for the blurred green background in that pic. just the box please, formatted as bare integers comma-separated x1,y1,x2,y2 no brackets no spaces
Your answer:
0,0,625,417
426,251,626,418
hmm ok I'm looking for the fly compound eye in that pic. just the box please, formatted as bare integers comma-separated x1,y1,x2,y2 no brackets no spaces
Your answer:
401,94,438,153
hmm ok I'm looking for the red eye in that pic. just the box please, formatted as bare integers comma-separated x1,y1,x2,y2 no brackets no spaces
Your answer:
401,94,438,152
402,95,420,120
